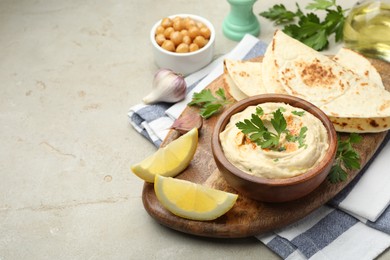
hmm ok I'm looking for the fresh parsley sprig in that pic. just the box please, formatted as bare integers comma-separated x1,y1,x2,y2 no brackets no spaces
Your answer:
259,0,348,51
259,4,302,25
188,88,231,119
235,107,306,151
286,126,308,149
292,110,305,116
328,133,362,183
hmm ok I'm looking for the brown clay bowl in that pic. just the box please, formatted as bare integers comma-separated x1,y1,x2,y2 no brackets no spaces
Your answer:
211,94,337,203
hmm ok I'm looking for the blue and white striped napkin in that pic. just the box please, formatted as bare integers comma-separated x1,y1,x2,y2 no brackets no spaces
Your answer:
128,34,390,259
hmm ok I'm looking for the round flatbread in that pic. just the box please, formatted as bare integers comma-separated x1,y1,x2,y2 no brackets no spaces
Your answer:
223,60,248,101
263,30,354,106
224,59,266,97
333,48,384,89
259,30,390,132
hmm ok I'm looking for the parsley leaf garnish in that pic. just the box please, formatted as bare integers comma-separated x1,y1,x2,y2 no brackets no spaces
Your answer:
189,88,231,119
236,107,307,151
292,110,305,116
328,133,362,183
236,113,268,141
298,127,308,148
236,108,286,149
259,0,348,51
271,109,287,136
286,126,308,148
256,106,264,116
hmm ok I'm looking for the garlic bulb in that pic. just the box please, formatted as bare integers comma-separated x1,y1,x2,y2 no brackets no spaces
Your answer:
143,69,187,104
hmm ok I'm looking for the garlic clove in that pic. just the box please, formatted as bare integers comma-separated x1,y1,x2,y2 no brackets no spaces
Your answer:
143,69,187,104
171,110,203,134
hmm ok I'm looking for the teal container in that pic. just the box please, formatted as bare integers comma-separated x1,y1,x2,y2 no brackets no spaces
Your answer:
223,0,260,41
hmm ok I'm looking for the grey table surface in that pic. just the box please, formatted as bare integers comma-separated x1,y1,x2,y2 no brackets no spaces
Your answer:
1,0,389,259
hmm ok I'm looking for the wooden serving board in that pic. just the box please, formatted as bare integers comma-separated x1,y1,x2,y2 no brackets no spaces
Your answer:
142,57,390,238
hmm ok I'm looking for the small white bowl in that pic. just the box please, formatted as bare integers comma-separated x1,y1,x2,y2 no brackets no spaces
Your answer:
150,14,215,76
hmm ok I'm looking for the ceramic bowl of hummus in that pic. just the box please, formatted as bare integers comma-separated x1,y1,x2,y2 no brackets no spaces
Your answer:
212,94,337,203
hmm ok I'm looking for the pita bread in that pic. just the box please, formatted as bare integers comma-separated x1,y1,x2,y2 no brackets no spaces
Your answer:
329,116,390,133
262,42,287,94
331,48,388,132
223,60,248,101
333,48,384,89
224,59,266,97
262,30,390,132
264,31,356,106
223,30,390,132
227,47,384,96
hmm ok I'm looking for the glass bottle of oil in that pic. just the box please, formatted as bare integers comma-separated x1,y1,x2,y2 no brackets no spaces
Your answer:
343,0,390,62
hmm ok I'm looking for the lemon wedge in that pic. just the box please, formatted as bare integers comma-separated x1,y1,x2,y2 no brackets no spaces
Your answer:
154,175,238,221
131,128,198,183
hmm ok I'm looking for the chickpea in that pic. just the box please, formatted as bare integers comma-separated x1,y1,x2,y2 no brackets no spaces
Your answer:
182,17,190,23
176,43,189,53
189,43,199,52
199,27,211,39
180,29,189,37
170,31,183,46
188,26,200,39
173,19,184,31
172,16,181,22
161,40,175,52
163,27,174,39
155,34,166,46
155,25,165,35
182,35,192,45
161,17,173,28
196,22,205,28
184,18,196,30
193,35,207,48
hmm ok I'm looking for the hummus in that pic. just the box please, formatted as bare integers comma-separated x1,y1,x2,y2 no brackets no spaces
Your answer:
220,102,329,179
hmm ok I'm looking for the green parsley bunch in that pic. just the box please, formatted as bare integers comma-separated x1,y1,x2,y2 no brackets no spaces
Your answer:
260,0,348,51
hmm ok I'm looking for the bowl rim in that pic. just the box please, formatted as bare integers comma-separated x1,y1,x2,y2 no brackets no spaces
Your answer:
212,94,337,187
150,13,216,57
